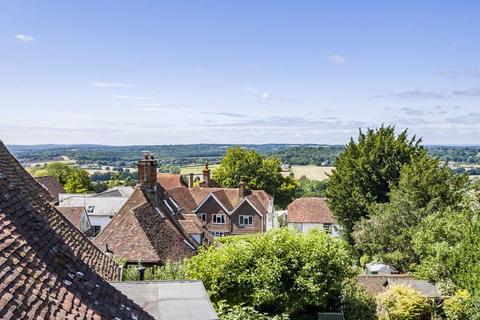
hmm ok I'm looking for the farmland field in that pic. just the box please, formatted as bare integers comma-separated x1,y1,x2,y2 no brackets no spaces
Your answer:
282,165,334,181
180,164,219,175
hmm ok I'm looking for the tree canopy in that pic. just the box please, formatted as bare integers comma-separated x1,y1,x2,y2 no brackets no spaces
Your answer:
326,125,424,242
213,147,298,208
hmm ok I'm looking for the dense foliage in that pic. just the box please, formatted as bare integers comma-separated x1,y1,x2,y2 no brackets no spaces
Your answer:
295,176,328,198
29,162,93,193
326,126,424,242
342,281,377,320
120,260,186,281
377,285,432,320
443,289,474,320
213,147,298,208
353,151,468,270
185,228,353,317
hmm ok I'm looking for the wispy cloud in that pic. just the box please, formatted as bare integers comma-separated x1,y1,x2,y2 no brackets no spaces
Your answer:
244,86,258,93
91,81,133,88
111,94,152,100
435,70,480,78
452,87,480,97
328,54,346,65
400,107,424,116
203,112,249,118
261,92,270,99
15,34,35,42
376,89,447,99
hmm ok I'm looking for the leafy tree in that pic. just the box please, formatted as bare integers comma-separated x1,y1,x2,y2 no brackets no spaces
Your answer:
326,126,423,242
185,228,353,316
377,285,431,320
213,147,298,208
295,176,328,198
64,168,92,193
353,152,467,270
29,162,74,185
216,302,289,320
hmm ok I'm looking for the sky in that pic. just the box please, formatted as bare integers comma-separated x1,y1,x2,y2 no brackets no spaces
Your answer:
0,1,479,145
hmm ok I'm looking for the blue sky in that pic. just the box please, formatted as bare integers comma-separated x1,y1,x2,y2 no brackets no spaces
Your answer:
0,1,479,145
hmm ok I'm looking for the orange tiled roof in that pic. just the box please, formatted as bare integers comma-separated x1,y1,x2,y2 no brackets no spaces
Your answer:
287,197,336,224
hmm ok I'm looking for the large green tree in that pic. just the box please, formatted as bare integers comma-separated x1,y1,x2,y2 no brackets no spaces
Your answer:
185,228,353,316
353,152,467,270
326,125,423,242
64,168,93,193
213,147,298,208
29,162,74,185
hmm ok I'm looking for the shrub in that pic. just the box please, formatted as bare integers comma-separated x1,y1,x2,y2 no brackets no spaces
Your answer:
377,284,431,320
216,301,289,320
444,289,473,320
343,281,377,320
120,260,186,281
185,228,353,315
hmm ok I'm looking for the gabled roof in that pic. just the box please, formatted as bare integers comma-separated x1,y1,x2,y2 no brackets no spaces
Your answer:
157,173,187,189
58,195,129,216
34,175,65,200
287,197,336,224
166,186,272,217
56,206,90,231
0,141,153,319
94,186,198,264
97,186,135,198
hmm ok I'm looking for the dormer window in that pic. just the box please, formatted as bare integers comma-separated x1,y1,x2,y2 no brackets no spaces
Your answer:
86,206,95,213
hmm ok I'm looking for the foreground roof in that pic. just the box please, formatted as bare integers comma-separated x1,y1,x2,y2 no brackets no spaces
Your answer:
111,281,219,320
34,175,65,200
357,274,413,296
287,197,336,224
0,141,153,319
94,186,198,264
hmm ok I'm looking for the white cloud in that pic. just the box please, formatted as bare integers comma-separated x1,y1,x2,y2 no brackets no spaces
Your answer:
15,34,35,42
328,54,346,65
244,86,258,93
111,94,152,100
91,81,133,88
261,92,270,99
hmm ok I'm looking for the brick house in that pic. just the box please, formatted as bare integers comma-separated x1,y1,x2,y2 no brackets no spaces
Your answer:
167,172,275,237
94,154,211,265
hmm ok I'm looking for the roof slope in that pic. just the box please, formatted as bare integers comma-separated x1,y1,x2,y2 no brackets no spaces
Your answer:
35,175,65,200
0,141,153,319
287,197,336,224
56,206,88,230
166,186,272,216
157,173,187,189
94,186,198,264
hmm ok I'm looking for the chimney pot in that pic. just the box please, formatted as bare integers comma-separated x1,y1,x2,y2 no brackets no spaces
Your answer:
137,153,157,192
189,173,194,188
203,161,211,186
239,180,247,198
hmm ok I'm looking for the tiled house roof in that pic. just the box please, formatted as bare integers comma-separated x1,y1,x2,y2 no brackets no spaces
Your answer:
34,175,65,200
357,275,413,296
156,173,187,189
93,186,199,264
56,206,91,234
0,141,153,319
287,197,336,224
166,186,272,216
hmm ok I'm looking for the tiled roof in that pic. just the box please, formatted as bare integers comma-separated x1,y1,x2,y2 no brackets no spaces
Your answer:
157,173,187,189
357,274,413,296
0,141,153,319
94,186,198,264
287,197,336,224
56,206,88,231
34,175,65,200
166,186,272,216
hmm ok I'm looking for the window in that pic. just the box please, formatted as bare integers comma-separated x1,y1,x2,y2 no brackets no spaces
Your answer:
198,213,207,222
239,215,253,226
323,223,332,232
91,225,101,237
212,214,225,224
211,231,225,237
86,206,95,214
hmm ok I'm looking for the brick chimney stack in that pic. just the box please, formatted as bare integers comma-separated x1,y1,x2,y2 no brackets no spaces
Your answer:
203,161,210,186
239,180,247,199
188,173,194,188
137,153,158,192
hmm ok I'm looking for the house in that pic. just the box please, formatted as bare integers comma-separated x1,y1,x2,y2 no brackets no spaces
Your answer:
58,186,134,236
365,262,398,275
157,173,187,189
94,154,209,265
167,180,275,237
0,141,153,319
34,175,65,202
286,197,340,237
56,206,93,236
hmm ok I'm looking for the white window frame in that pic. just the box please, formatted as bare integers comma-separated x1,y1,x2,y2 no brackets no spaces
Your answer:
212,214,226,224
211,231,225,237
323,223,332,232
239,215,253,226
198,213,207,222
